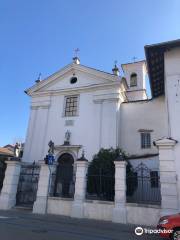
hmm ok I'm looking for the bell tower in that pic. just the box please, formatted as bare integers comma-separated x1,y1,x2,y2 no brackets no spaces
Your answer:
121,60,147,101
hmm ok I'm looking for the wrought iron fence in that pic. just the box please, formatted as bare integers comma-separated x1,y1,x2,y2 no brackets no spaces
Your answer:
86,169,115,201
49,172,75,198
16,162,40,207
126,162,161,205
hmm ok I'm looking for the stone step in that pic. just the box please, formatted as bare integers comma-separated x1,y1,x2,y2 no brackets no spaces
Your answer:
13,205,33,211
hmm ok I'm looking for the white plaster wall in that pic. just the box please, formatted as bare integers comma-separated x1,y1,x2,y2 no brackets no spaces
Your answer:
23,74,121,163
120,96,168,156
42,70,111,91
48,198,73,216
122,61,146,90
126,90,147,101
47,198,113,220
164,47,180,211
84,201,113,221
129,156,159,170
47,198,160,226
23,108,37,162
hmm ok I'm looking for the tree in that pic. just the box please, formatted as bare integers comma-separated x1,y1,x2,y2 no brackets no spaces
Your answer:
87,148,127,201
126,160,138,197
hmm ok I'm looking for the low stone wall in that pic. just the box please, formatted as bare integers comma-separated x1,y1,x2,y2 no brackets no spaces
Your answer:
84,200,114,221
127,203,160,226
48,197,73,216
47,197,160,226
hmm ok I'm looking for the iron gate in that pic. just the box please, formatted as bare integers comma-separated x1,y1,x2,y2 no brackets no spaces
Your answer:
16,162,40,207
0,161,6,191
52,164,75,198
126,162,161,205
86,168,115,201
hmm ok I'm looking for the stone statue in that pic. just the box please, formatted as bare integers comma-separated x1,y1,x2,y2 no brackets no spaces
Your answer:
14,142,21,158
65,130,71,142
48,140,55,155
64,130,71,145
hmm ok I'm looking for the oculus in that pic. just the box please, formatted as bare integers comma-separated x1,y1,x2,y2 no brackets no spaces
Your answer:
70,76,77,84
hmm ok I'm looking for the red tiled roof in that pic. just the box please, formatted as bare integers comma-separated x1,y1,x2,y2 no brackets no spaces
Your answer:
0,147,14,156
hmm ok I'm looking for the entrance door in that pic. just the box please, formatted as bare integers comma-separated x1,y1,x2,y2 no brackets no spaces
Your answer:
54,153,74,198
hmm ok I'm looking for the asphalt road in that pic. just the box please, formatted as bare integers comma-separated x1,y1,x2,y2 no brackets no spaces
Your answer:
0,209,161,240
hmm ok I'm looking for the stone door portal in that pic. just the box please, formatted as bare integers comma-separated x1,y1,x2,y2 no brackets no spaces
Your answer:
54,153,74,198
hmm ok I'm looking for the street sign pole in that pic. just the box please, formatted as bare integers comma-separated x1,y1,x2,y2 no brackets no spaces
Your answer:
45,154,55,214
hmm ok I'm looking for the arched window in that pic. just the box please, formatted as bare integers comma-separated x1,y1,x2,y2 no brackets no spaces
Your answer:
130,73,137,87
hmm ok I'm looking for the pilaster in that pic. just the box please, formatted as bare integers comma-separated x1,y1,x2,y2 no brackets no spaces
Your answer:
112,160,127,223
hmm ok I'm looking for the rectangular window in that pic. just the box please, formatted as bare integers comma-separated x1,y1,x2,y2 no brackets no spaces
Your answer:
64,95,79,117
141,132,151,149
150,171,159,188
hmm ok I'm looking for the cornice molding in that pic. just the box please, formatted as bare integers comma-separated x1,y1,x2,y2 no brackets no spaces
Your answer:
30,81,122,97
30,105,50,110
93,93,121,103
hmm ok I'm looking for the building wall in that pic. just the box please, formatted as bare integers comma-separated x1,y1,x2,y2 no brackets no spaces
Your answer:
126,89,147,101
119,96,168,156
164,47,180,211
129,155,159,171
23,82,121,163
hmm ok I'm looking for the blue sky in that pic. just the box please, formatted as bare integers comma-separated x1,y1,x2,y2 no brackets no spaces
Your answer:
0,0,180,146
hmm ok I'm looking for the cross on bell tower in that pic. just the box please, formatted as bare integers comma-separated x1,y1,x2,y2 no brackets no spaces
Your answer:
112,60,120,76
73,48,80,64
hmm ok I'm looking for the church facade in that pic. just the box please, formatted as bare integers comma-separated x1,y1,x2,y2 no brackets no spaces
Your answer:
22,57,167,173
0,39,180,226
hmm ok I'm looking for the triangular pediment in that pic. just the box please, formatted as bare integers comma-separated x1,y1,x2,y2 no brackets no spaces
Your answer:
26,63,120,95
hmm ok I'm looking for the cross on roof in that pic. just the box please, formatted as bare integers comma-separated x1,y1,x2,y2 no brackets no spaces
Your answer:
37,73,42,80
74,48,80,58
132,56,137,62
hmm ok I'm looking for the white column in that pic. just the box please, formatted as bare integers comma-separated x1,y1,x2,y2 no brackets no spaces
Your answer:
156,138,179,216
33,161,51,214
71,159,88,218
112,160,127,223
0,161,21,209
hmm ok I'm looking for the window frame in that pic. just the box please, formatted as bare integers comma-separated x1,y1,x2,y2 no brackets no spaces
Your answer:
140,132,151,149
63,95,80,117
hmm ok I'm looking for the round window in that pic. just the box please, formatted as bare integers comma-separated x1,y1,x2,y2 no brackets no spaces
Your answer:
70,77,77,84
